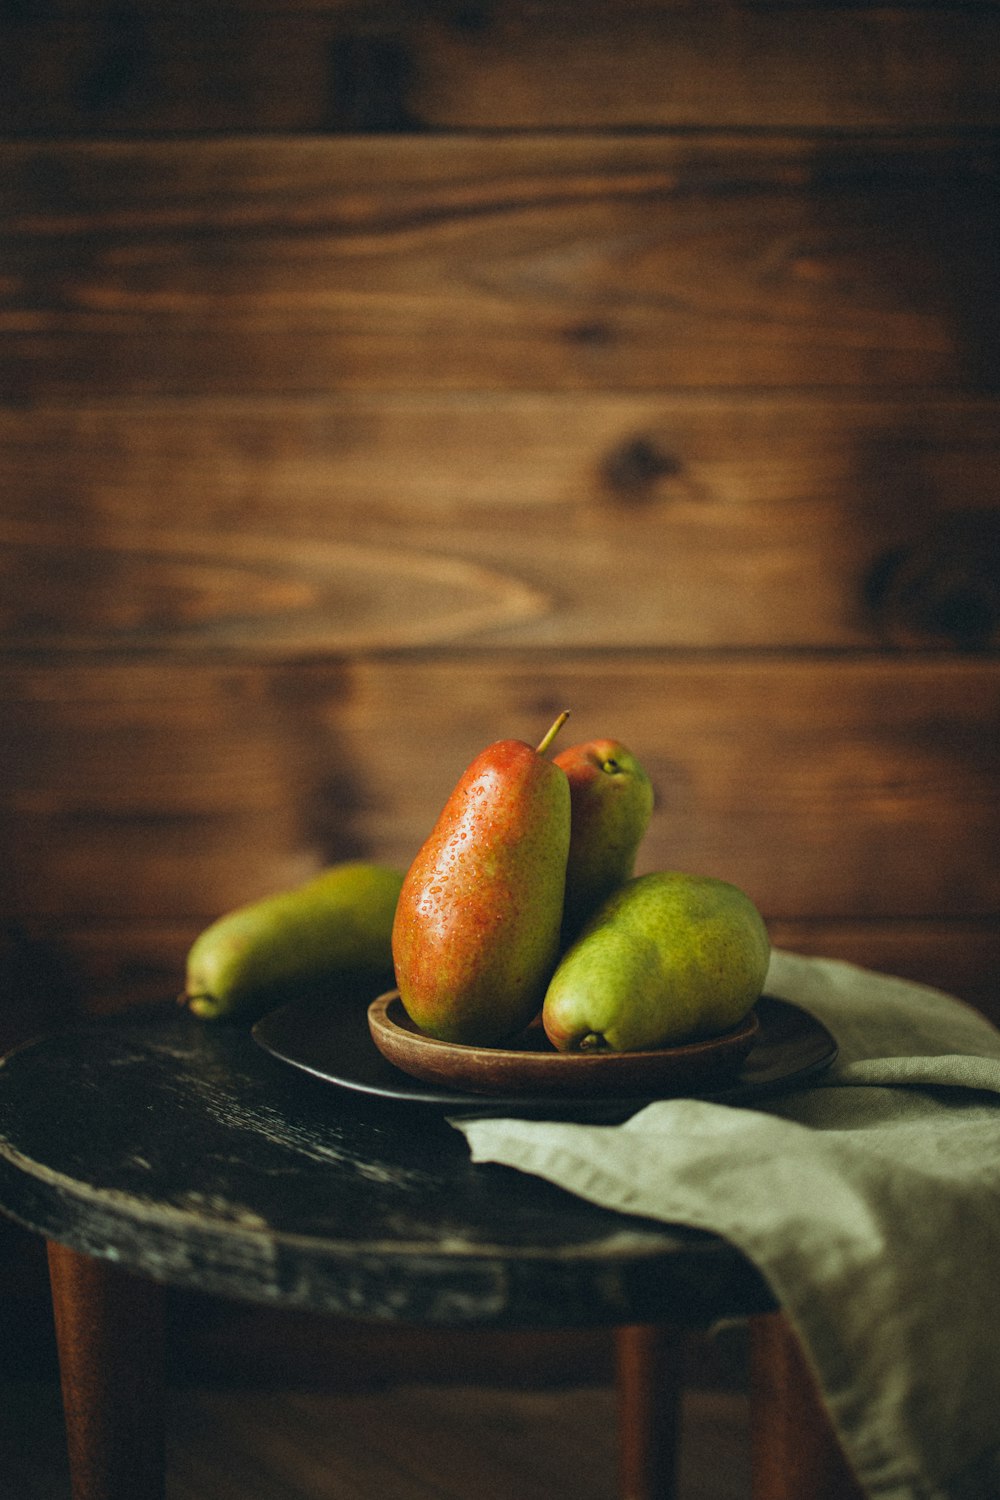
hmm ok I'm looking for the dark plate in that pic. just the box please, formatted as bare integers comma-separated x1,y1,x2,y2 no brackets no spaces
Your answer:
253,991,838,1121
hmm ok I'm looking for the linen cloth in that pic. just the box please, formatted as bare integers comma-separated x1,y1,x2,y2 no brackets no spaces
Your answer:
454,951,1000,1499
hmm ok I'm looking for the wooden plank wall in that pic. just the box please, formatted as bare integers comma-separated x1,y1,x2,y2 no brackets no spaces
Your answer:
3,0,1000,1042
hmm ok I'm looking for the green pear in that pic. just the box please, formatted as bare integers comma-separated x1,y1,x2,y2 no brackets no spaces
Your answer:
542,870,770,1052
392,714,572,1046
553,737,654,944
182,861,404,1021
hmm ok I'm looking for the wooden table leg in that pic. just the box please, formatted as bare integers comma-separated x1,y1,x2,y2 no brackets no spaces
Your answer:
47,1241,166,1500
615,1323,684,1500
749,1312,867,1500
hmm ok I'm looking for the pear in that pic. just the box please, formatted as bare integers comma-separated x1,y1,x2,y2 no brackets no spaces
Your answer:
553,737,654,944
542,870,770,1052
392,714,572,1045
182,861,404,1021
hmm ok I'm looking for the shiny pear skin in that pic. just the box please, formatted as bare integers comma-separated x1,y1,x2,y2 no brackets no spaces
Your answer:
553,738,654,944
392,738,571,1045
542,871,770,1052
183,861,404,1021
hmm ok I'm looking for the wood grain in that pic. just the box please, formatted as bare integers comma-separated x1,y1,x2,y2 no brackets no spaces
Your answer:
4,2,1000,135
4,135,998,397
4,394,1000,652
3,657,997,928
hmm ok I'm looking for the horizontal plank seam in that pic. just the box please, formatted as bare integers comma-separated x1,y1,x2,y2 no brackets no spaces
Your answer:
4,124,1000,146
4,645,999,668
4,387,1000,412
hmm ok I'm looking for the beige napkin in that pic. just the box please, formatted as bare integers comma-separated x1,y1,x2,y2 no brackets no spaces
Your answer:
455,951,1000,1499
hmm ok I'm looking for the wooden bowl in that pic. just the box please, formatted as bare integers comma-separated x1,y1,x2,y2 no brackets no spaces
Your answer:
367,991,760,1099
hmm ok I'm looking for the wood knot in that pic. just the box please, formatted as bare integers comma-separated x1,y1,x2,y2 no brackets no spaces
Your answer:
864,515,1000,652
433,0,494,34
326,34,423,132
601,436,682,503
564,320,616,349
75,6,152,113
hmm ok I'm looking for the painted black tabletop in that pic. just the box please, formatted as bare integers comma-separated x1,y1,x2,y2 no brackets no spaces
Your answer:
0,998,774,1329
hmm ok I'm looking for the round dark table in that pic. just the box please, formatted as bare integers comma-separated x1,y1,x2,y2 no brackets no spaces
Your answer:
0,999,859,1500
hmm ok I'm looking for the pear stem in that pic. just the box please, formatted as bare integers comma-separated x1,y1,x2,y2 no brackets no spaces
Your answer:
536,710,570,757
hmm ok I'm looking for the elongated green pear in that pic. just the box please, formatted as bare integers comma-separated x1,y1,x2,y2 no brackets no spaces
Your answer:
553,737,654,944
543,871,770,1052
182,861,404,1021
392,715,572,1045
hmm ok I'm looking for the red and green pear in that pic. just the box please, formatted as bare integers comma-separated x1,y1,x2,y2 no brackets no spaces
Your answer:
392,715,572,1045
553,737,654,944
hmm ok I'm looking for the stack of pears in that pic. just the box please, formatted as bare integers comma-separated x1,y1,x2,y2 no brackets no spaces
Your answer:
180,713,769,1055
392,714,770,1053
